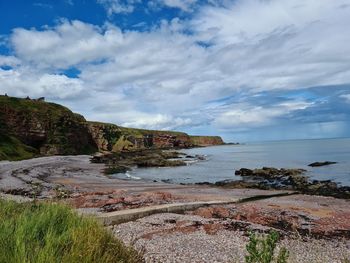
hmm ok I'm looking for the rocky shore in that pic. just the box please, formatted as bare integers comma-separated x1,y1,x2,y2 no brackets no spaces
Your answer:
113,194,350,263
1,155,349,262
90,149,206,177
199,167,350,199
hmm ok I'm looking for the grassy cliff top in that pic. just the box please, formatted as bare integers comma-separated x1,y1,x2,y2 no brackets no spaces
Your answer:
88,121,188,137
0,95,85,121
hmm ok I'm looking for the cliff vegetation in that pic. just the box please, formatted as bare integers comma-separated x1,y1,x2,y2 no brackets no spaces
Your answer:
0,95,224,161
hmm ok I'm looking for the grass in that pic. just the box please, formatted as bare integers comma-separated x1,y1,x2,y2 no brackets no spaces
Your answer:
189,135,224,146
0,199,143,263
0,133,37,161
0,95,98,157
245,231,289,263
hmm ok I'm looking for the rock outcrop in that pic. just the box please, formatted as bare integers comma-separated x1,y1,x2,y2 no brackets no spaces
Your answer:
0,95,225,160
189,136,224,146
0,95,97,158
211,167,350,199
308,161,337,167
87,122,224,153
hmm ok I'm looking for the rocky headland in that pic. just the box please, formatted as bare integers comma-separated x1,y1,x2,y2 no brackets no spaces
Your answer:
0,95,224,161
1,95,349,262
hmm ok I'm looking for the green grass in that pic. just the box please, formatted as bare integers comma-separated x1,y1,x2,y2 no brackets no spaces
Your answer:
0,199,143,263
0,133,37,161
189,135,224,146
88,121,188,138
245,231,289,263
0,95,98,157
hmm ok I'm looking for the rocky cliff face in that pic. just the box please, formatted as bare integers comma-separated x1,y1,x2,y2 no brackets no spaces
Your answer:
190,136,224,146
0,95,225,160
87,122,193,152
0,96,97,158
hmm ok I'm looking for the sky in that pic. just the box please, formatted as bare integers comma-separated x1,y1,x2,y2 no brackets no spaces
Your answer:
1,0,350,142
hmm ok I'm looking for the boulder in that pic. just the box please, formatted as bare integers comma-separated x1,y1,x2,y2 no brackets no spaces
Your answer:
308,161,337,167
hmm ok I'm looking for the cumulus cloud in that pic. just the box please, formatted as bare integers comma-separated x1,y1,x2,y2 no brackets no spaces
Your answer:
11,20,124,69
0,68,85,99
149,0,199,12
97,0,141,15
0,55,20,67
340,94,350,103
214,100,312,129
2,0,350,139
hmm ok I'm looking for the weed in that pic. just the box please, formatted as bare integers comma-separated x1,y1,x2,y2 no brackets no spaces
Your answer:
245,230,289,263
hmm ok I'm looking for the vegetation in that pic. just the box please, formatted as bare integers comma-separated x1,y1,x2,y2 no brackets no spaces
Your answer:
245,231,289,263
0,95,97,157
0,133,37,161
88,121,187,138
189,135,224,146
0,199,143,263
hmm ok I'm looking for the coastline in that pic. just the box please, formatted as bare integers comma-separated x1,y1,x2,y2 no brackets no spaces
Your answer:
1,154,350,262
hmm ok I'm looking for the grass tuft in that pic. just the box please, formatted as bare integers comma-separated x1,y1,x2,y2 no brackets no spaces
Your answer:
0,199,143,263
245,230,289,263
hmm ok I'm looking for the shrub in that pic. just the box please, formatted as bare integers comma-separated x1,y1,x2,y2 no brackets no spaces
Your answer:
0,199,143,263
245,230,289,263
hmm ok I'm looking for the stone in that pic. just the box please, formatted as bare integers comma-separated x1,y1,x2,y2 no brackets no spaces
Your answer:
308,161,337,167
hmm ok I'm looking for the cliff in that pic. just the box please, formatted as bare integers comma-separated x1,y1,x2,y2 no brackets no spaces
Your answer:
87,122,192,152
0,95,224,160
0,95,97,160
190,136,224,146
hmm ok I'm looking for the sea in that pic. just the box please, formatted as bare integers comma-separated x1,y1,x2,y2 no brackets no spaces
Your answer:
117,138,350,186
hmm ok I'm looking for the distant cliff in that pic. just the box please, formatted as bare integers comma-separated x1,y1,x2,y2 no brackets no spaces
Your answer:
0,95,224,160
88,122,193,152
190,136,224,147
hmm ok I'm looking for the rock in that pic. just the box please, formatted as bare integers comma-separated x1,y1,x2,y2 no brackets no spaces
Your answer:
308,161,337,167
221,166,350,199
0,95,225,161
104,165,130,175
235,167,305,178
195,155,206,160
136,158,185,167
94,149,187,171
0,95,98,157
193,207,231,219
235,168,254,176
87,122,195,152
189,136,224,147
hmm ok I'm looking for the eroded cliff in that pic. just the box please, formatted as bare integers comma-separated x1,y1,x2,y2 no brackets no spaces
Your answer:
87,122,193,152
190,136,224,147
0,95,97,159
0,95,225,160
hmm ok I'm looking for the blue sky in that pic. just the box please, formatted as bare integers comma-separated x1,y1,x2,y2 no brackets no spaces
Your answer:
1,0,350,142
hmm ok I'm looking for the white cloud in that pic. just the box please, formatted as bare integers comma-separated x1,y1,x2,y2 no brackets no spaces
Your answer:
214,100,312,129
0,68,84,99
0,55,20,67
340,94,350,103
121,113,192,130
3,0,350,138
97,0,141,15
149,0,199,12
11,20,124,69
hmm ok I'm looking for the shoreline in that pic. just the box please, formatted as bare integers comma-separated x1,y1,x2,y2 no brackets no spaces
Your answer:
1,154,349,262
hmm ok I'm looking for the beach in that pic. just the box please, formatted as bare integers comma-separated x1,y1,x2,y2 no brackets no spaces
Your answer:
1,154,349,262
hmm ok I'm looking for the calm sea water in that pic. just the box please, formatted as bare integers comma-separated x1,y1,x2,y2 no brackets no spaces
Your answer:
121,138,350,186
